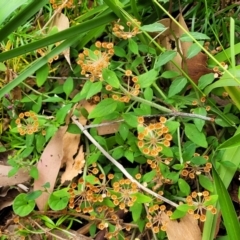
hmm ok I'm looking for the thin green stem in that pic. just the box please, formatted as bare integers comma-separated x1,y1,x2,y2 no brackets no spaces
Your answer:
152,82,167,100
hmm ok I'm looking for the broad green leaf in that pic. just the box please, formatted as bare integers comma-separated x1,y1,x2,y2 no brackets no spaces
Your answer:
119,122,129,140
36,64,49,87
112,147,124,160
161,70,180,79
122,112,138,127
187,42,203,59
130,202,143,222
13,193,35,217
48,189,70,211
180,32,210,42
124,149,134,162
26,190,42,200
190,156,207,165
198,73,215,90
128,38,138,54
138,69,158,88
178,178,190,196
199,175,214,192
170,209,187,220
168,77,187,97
102,68,120,88
143,87,153,101
114,46,126,57
56,104,72,124
184,123,208,148
140,22,166,32
142,170,156,183
218,132,240,149
88,98,117,119
155,51,177,68
63,77,74,98
131,192,152,203
193,107,207,132
86,81,102,99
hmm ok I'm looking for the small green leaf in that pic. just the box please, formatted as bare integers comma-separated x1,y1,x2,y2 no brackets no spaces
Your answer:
132,192,152,203
140,22,166,32
193,107,207,132
128,38,138,54
184,123,208,148
178,178,190,196
180,32,210,41
155,51,177,68
86,81,102,99
130,202,143,222
199,175,213,192
0,62,6,71
119,123,129,140
63,77,74,98
112,147,124,159
26,190,42,200
114,46,126,57
168,77,187,97
56,104,72,124
13,193,35,217
87,151,101,165
161,70,180,79
198,73,215,90
102,68,120,88
88,98,118,119
190,156,207,165
143,88,153,101
187,42,203,58
124,149,134,162
138,69,158,88
48,189,70,211
142,170,156,182
30,166,39,180
122,113,138,127
36,64,49,87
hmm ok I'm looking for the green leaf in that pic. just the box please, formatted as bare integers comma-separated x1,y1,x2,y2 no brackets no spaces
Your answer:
184,123,208,148
142,170,156,182
30,166,39,180
190,156,207,165
0,0,28,25
155,51,177,68
63,77,74,98
13,193,35,217
87,81,102,99
88,98,117,119
86,151,101,165
124,149,134,163
187,42,203,58
36,64,49,87
26,190,42,201
138,69,158,88
48,189,70,211
102,68,120,88
143,88,153,101
218,132,240,149
32,96,42,113
213,167,240,240
56,104,72,124
42,96,64,102
198,73,215,90
178,178,190,196
198,175,214,192
114,46,126,57
112,147,124,160
0,62,6,71
128,38,138,54
119,123,129,140
122,112,138,127
193,107,207,132
140,22,166,32
168,77,188,97
132,192,152,203
130,202,143,222
171,204,190,219
161,70,180,79
180,32,210,41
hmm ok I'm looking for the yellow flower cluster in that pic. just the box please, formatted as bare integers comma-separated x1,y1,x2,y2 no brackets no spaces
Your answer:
50,0,73,9
137,116,172,156
186,191,217,222
77,41,114,82
113,19,141,39
15,112,39,135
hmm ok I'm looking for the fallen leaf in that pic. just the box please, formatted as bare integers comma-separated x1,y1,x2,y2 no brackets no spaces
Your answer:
77,100,96,125
0,188,19,210
33,126,67,211
161,212,201,240
50,12,72,69
0,165,30,187
97,120,120,135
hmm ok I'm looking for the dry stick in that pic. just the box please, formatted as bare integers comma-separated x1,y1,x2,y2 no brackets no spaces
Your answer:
72,116,178,208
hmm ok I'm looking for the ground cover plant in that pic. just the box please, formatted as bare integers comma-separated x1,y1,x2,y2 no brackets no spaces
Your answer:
0,0,240,239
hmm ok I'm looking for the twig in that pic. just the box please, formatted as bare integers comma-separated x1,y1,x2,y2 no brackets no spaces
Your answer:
72,116,178,208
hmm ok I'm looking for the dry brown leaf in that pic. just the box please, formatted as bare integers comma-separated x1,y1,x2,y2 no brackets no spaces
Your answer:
161,212,201,240
0,188,19,210
78,100,96,125
0,165,30,187
50,12,71,69
158,15,212,83
33,126,67,211
97,120,120,135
